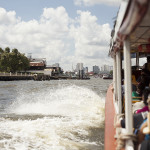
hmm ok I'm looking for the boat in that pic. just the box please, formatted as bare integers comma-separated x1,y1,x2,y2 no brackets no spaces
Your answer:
105,0,150,150
102,74,113,79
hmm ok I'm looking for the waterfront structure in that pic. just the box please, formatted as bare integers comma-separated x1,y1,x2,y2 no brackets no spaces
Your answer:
44,65,63,76
29,58,46,70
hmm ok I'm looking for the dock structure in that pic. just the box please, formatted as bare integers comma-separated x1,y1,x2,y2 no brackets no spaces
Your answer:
0,73,34,81
0,72,90,81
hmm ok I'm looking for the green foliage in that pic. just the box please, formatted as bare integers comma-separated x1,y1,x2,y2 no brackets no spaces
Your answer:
5,47,10,53
0,47,30,72
0,47,4,54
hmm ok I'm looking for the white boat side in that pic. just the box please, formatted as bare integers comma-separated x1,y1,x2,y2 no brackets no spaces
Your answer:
107,0,150,149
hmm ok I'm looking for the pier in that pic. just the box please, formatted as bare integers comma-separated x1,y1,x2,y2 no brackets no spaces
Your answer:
0,73,34,81
0,72,90,81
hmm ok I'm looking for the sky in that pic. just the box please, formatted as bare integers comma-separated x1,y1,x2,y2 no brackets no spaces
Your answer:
0,0,121,71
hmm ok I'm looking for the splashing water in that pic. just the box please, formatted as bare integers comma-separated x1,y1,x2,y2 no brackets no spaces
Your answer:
0,80,109,150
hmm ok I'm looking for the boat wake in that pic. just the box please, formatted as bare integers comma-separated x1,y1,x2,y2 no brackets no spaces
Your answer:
1,85,105,150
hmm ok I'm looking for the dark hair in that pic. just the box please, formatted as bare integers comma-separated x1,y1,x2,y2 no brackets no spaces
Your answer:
147,56,150,60
137,82,146,96
141,69,147,73
143,88,150,105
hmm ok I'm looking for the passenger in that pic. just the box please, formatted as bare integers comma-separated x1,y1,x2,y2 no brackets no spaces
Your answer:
115,111,148,129
116,92,150,129
136,78,147,96
137,69,147,83
136,98,150,149
137,119,148,144
142,56,150,75
132,83,145,101
136,88,150,114
139,139,150,150
132,75,138,91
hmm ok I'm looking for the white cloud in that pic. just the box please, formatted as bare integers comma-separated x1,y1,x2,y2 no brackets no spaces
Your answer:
74,0,121,6
69,11,112,69
0,7,112,71
0,8,20,24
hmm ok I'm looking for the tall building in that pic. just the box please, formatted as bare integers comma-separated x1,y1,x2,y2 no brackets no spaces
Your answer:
109,66,113,71
101,65,113,72
93,65,100,74
76,63,84,79
84,67,88,74
76,63,83,72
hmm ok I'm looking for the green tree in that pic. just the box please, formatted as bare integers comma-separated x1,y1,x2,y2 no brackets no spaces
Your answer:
5,47,10,53
0,47,30,72
0,47,4,54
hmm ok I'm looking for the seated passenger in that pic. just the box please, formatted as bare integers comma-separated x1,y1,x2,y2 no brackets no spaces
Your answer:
115,111,148,129
132,75,138,91
142,56,150,75
136,80,147,96
116,92,150,129
136,100,150,149
136,88,150,114
132,83,145,101
137,69,148,83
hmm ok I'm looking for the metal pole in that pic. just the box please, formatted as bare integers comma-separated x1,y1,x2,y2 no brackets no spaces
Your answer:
113,55,117,101
116,51,122,113
123,38,134,149
136,52,139,69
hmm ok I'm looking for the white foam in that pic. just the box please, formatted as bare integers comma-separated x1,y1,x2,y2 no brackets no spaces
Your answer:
1,85,105,149
8,85,104,118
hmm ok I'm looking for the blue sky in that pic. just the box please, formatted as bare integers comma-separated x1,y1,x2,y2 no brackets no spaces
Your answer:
0,0,120,71
0,0,118,26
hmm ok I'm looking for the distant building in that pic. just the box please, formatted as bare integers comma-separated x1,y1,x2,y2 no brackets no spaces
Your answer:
75,63,84,79
84,67,88,74
45,65,63,76
93,65,100,74
101,65,113,72
76,63,83,72
29,58,46,70
109,66,113,71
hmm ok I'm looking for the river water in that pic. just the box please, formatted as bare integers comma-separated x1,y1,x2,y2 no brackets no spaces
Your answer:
0,77,112,150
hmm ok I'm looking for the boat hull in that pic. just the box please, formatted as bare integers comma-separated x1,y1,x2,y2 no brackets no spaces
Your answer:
105,85,116,150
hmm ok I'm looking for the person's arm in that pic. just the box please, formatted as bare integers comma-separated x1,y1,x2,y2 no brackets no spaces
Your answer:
137,120,147,144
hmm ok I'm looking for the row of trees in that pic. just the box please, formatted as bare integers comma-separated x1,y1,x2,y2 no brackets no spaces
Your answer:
0,47,30,73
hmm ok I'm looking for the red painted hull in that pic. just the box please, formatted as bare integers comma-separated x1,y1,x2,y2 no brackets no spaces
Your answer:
104,85,116,150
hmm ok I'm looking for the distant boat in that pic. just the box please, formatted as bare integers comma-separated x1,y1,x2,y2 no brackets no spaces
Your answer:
102,74,113,79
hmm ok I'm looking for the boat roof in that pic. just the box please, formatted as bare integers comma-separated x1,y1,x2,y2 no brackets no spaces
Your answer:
109,0,150,57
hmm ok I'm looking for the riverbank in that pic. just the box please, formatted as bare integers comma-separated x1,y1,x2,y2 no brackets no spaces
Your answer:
0,73,90,81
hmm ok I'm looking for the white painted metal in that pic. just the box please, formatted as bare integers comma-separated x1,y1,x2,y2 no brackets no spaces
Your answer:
125,139,135,150
136,52,139,68
123,38,134,149
113,0,129,42
116,51,122,114
113,55,117,102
